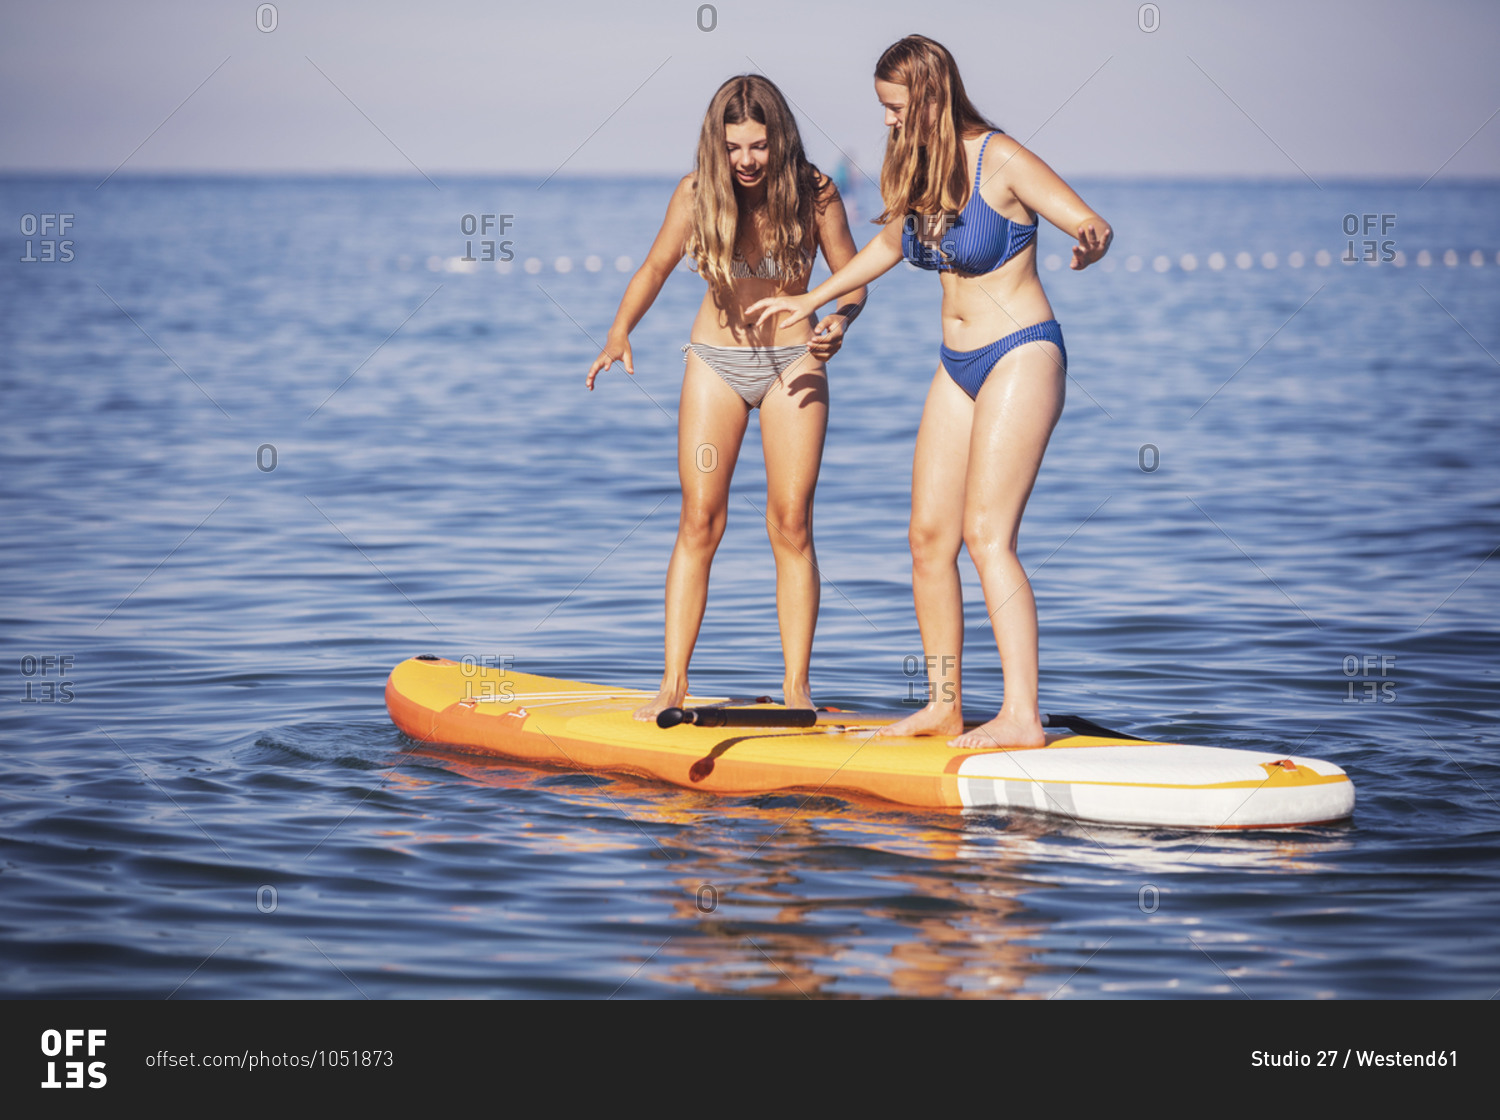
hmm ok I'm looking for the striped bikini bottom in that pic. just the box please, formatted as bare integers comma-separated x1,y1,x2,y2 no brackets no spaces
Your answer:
682,342,811,409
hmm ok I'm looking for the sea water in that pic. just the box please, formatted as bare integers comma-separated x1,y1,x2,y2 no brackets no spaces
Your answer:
2,175,1497,997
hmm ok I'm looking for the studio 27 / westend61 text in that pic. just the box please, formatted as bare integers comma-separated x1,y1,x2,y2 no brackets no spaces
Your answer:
1251,1050,1457,1068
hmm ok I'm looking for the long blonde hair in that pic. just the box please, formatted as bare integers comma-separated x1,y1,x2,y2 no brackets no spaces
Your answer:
874,35,1000,225
687,75,822,303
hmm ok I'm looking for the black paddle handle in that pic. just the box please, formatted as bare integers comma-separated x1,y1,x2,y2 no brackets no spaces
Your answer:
657,706,817,729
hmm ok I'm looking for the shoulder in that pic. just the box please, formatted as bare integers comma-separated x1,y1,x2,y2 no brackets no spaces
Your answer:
979,131,1045,180
810,168,843,214
975,129,1022,166
974,131,1048,208
665,174,697,218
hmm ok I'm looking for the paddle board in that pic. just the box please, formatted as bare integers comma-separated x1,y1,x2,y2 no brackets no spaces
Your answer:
385,656,1355,830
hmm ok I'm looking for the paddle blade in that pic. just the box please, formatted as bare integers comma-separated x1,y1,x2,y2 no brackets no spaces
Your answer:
1043,713,1143,741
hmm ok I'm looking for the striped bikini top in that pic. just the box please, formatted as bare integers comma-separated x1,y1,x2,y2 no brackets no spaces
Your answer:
730,247,815,280
901,131,1037,274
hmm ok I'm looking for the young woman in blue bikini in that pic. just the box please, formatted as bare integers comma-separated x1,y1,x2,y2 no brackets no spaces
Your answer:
587,75,866,721
751,35,1112,748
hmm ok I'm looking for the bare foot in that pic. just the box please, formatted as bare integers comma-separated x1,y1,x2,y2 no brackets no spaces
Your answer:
949,710,1046,750
783,682,815,711
634,681,688,722
875,703,965,738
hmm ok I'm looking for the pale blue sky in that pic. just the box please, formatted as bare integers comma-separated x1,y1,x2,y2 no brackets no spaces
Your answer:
2,0,1497,180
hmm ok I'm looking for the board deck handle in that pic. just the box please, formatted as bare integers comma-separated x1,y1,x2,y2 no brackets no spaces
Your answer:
658,706,817,730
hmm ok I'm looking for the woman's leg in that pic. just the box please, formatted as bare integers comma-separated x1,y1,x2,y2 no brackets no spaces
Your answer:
949,340,1066,749
634,353,751,720
876,367,974,737
756,356,829,708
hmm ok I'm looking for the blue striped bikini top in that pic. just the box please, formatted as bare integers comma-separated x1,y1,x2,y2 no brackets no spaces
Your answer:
901,131,1037,274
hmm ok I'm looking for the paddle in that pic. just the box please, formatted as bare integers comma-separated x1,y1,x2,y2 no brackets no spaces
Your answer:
1042,713,1143,741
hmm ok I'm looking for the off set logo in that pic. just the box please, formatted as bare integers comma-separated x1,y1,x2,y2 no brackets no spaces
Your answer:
40,1029,107,1089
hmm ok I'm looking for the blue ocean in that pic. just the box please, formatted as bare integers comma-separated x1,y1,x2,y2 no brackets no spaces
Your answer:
2,174,1497,998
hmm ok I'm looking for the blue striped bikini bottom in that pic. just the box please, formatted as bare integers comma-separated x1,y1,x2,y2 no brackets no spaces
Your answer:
683,342,811,409
939,319,1066,400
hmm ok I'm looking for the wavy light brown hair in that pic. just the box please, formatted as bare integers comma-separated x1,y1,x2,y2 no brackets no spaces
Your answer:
687,75,823,303
873,35,1000,225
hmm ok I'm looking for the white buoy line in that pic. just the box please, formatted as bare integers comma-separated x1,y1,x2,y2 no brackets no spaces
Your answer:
425,254,640,274
1063,249,1497,273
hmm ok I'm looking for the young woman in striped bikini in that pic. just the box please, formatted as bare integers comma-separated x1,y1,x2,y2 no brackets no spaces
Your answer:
750,35,1112,749
587,74,866,720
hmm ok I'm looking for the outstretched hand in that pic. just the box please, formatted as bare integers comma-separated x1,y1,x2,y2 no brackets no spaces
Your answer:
745,294,814,331
1071,218,1112,270
586,335,633,390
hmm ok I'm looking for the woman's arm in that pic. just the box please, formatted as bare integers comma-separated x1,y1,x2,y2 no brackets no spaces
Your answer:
749,214,904,330
990,138,1112,270
805,176,869,360
587,176,695,388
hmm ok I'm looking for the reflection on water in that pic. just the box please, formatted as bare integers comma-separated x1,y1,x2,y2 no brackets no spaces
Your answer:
424,745,1357,997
